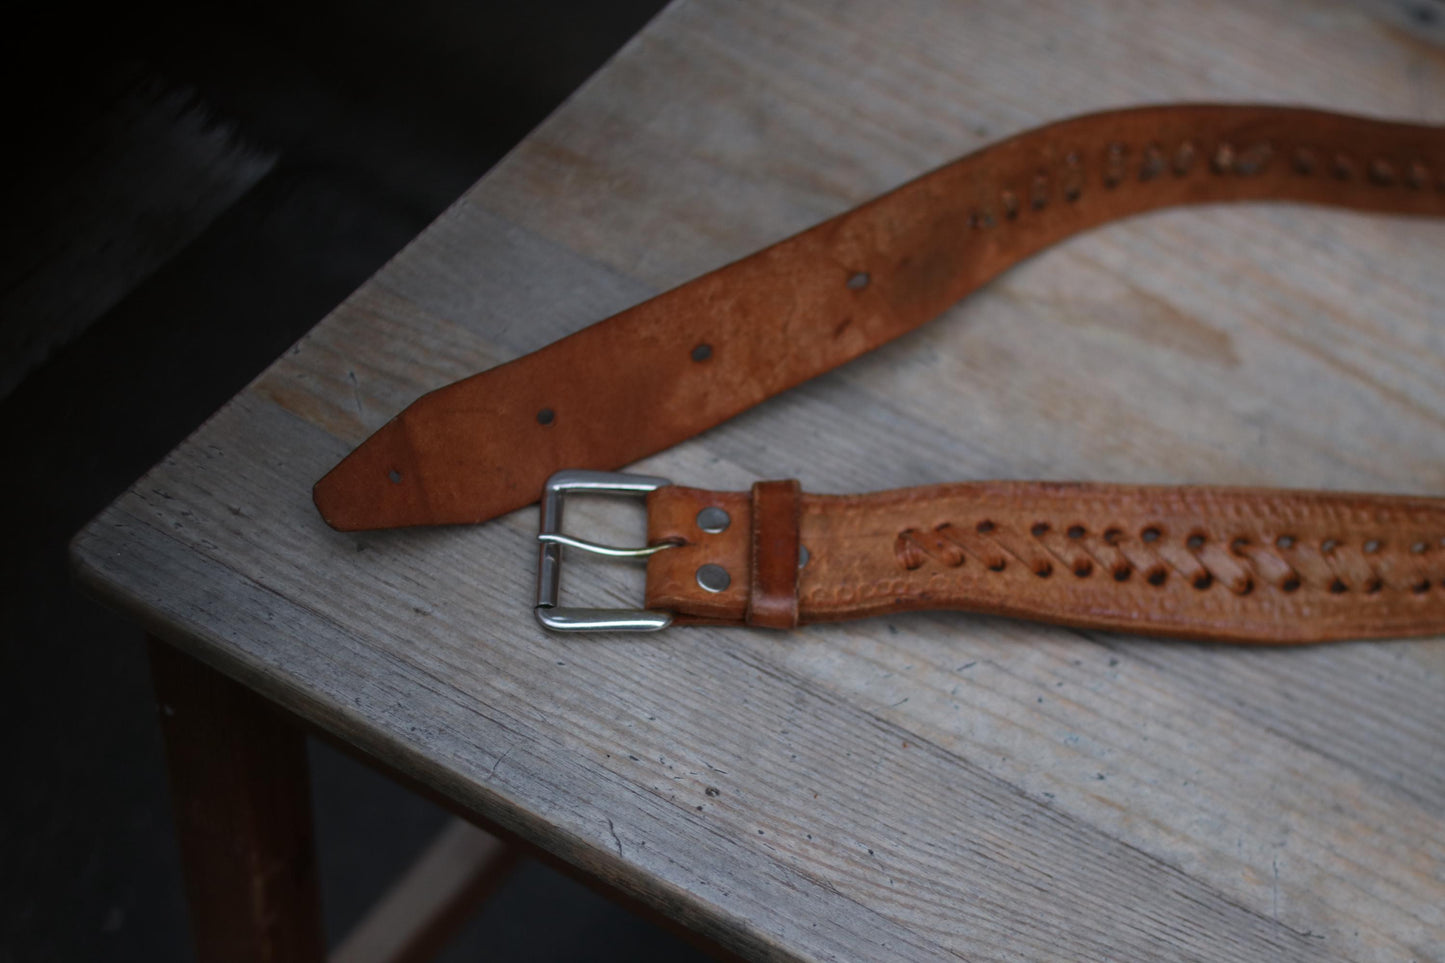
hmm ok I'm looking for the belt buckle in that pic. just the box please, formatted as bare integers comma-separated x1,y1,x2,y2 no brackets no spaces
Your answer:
535,470,677,631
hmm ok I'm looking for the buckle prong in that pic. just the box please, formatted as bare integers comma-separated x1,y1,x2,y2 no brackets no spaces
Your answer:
535,470,677,632
536,531,680,559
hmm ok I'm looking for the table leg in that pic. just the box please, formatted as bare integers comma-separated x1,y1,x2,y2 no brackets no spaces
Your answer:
149,637,326,963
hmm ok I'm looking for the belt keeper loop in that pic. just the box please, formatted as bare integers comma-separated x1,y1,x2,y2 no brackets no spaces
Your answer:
746,479,802,629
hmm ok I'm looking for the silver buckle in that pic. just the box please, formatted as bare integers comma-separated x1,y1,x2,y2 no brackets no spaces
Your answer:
535,470,678,631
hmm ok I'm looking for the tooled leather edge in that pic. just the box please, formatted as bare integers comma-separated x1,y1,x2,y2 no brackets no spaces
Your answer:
746,480,802,629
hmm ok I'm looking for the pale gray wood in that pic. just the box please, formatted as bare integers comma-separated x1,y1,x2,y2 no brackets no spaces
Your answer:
74,1,1445,960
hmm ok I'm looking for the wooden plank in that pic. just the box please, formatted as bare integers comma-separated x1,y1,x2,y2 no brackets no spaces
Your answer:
149,638,325,963
75,1,1445,959
330,819,518,963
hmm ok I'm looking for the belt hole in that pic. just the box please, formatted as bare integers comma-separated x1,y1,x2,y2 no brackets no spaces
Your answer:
1233,143,1273,175
1173,141,1197,176
1292,148,1317,175
846,271,870,290
1139,143,1165,181
1276,534,1296,549
1211,143,1235,174
1141,526,1161,543
690,343,713,362
536,407,555,426
1367,159,1396,186
1332,153,1355,180
1281,576,1302,593
1030,172,1049,209
1104,143,1127,188
1062,152,1084,201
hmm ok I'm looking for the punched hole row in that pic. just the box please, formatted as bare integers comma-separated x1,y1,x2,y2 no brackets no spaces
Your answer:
895,520,1445,596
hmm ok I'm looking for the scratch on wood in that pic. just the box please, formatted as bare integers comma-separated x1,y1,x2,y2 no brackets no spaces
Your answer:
606,818,623,857
348,369,364,420
487,746,513,781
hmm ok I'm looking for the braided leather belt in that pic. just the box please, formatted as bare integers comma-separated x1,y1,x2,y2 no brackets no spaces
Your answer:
313,104,1445,642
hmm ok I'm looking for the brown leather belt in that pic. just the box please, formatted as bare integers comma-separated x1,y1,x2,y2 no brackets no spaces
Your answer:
313,104,1445,643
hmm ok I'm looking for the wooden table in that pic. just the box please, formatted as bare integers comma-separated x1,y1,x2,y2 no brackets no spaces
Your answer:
73,1,1445,960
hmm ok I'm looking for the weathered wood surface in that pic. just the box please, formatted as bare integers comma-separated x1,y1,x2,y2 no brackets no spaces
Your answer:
74,1,1445,959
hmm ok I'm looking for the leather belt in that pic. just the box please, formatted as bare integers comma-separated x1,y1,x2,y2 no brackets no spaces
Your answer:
313,104,1445,643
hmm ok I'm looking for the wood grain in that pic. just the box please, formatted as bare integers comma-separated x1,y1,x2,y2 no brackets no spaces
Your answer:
74,1,1445,959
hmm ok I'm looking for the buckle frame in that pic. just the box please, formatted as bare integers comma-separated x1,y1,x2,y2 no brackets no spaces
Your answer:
535,470,677,631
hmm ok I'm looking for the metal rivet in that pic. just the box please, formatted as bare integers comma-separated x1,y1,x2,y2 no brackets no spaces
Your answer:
696,506,730,533
696,564,730,593
691,343,712,362
536,407,555,426
846,271,870,290
798,545,810,568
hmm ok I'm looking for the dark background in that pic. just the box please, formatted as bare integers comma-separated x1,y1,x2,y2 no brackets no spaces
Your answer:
0,2,720,960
